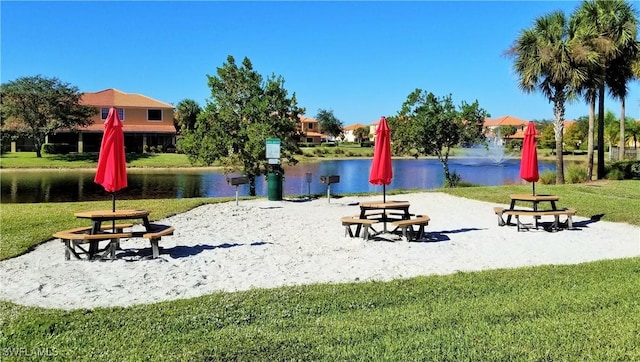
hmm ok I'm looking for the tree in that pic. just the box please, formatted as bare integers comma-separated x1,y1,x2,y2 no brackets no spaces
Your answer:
0,75,96,157
507,11,596,184
565,117,590,150
353,127,370,144
315,109,343,140
539,122,557,149
628,120,640,149
389,89,488,187
174,99,202,134
178,55,304,196
573,0,639,177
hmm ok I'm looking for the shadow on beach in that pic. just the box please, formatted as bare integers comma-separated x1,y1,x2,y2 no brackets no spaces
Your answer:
421,227,485,243
118,241,272,260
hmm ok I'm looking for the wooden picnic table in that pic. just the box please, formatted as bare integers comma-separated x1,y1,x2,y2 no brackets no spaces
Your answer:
74,209,152,259
357,200,412,234
505,194,559,228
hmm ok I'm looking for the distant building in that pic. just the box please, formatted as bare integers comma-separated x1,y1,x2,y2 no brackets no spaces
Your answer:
483,115,529,144
342,123,369,142
9,88,177,153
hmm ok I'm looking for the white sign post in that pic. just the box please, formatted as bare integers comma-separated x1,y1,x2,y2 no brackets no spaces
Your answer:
266,138,281,164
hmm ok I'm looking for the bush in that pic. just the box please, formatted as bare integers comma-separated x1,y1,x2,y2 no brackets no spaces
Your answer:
313,147,328,155
444,171,462,188
41,143,71,154
608,160,640,180
539,170,556,184
566,164,588,184
607,168,625,180
334,147,344,155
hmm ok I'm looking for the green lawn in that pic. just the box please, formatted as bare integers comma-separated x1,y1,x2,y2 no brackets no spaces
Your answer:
1,156,639,360
1,259,638,361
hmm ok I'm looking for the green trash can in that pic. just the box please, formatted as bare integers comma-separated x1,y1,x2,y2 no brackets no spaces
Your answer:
267,172,283,201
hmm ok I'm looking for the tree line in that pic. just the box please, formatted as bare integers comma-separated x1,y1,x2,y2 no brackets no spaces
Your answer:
507,0,639,183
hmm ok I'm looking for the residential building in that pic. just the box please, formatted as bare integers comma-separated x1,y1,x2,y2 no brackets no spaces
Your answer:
298,115,323,144
10,88,177,153
73,89,176,153
483,115,529,144
342,123,368,142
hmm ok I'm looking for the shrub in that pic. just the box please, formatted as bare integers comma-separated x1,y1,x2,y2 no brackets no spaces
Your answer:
566,164,588,184
608,160,640,180
607,168,625,180
539,170,556,184
334,147,344,155
313,147,328,155
444,171,461,188
41,143,71,155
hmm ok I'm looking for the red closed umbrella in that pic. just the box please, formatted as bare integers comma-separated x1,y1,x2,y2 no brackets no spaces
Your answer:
94,107,128,211
519,121,539,195
369,116,393,202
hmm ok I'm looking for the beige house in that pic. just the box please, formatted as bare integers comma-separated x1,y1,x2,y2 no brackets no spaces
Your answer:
298,115,332,144
33,88,176,153
342,123,369,142
482,115,529,144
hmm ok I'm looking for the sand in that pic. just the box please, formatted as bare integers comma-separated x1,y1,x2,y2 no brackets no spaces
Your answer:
0,192,638,310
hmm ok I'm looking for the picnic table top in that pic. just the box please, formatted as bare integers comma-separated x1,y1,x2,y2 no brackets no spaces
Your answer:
74,209,150,219
509,194,559,202
359,200,410,209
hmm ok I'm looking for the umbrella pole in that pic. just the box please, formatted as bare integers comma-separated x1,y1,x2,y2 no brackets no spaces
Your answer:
383,184,386,203
111,192,116,230
532,182,536,196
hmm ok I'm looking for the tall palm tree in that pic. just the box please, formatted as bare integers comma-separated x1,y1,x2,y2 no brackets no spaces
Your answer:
508,11,595,184
174,98,202,134
607,41,639,160
573,0,638,177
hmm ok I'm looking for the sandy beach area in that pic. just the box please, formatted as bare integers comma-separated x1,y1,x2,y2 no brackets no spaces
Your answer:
1,192,638,310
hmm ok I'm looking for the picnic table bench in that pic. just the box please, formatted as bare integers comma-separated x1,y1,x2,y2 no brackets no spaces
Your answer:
494,207,576,232
390,215,430,241
341,216,379,240
54,223,133,260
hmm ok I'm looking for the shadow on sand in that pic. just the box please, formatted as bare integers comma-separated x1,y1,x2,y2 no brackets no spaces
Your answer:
419,227,486,243
118,241,271,260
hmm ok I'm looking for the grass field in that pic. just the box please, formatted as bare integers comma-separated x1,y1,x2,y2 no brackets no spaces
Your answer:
1,154,638,360
1,182,639,360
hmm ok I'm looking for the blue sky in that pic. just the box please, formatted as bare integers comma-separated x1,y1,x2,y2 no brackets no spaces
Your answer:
2,1,639,125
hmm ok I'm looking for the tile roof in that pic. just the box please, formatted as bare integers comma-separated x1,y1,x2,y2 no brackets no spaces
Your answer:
484,115,529,127
343,123,368,131
81,89,174,108
299,115,318,123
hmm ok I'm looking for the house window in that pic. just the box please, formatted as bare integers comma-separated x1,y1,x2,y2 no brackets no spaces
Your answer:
308,123,314,130
101,108,124,120
147,109,162,121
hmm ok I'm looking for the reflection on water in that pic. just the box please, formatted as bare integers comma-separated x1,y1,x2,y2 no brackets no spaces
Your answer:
0,158,556,203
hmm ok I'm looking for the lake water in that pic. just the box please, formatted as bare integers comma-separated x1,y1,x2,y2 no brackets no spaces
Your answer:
0,158,556,203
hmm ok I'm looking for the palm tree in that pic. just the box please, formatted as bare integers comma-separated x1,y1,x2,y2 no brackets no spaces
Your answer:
507,11,595,184
174,99,202,134
572,0,638,176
